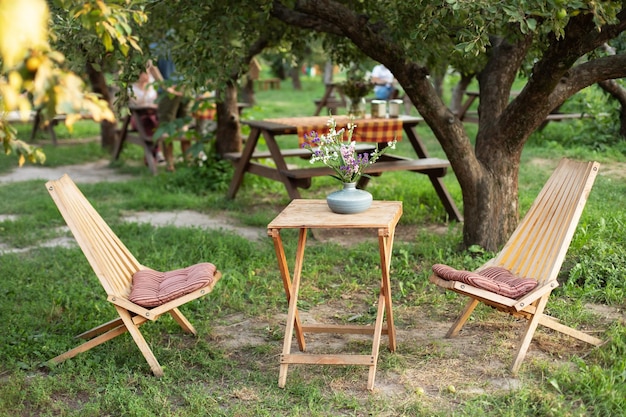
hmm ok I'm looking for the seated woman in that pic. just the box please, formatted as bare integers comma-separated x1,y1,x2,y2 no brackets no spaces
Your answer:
129,69,164,162
129,71,159,136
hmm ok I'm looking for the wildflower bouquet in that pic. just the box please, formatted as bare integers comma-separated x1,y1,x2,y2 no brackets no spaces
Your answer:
301,117,397,184
339,78,373,102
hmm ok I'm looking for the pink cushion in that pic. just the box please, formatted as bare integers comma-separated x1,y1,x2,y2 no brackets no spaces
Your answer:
129,262,217,307
432,264,538,299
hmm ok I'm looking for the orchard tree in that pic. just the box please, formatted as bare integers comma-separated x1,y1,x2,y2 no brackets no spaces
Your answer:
267,0,626,250
49,0,149,151
136,1,320,154
0,0,117,165
1,0,146,162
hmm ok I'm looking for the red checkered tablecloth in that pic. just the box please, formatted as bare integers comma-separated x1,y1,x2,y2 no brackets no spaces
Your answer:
267,116,403,144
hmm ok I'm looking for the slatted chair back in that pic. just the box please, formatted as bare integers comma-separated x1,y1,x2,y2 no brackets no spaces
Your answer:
46,174,141,299
491,158,599,286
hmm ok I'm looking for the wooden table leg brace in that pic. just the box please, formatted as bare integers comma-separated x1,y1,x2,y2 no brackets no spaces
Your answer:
269,226,397,391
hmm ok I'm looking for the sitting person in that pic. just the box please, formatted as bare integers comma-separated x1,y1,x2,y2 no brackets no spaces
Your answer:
129,64,164,162
370,64,399,100
129,71,158,136
154,52,192,172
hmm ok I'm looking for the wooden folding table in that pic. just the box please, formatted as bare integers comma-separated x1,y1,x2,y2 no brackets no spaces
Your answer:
267,199,402,390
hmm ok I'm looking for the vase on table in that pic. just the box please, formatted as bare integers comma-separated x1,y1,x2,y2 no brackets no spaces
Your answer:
346,97,366,119
326,182,373,214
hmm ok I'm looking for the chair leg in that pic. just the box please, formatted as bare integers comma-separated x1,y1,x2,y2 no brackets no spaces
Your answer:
169,307,197,335
50,322,129,364
510,295,550,374
538,314,603,346
446,298,479,338
115,306,164,377
76,317,124,339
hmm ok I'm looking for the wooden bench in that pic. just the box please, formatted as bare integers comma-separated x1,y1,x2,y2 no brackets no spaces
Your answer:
223,144,375,162
7,110,70,145
278,156,449,190
256,78,281,90
313,97,345,115
282,157,449,179
113,109,161,175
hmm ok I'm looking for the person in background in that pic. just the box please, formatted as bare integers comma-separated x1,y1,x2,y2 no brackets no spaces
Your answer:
129,62,164,162
130,69,157,107
154,49,191,172
371,63,398,100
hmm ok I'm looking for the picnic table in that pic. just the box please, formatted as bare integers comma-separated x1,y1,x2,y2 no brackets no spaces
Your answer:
313,83,347,116
456,91,592,125
114,102,250,175
225,115,463,222
113,104,161,175
6,109,70,146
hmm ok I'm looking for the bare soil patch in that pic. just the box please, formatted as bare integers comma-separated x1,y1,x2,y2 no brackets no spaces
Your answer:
211,301,621,408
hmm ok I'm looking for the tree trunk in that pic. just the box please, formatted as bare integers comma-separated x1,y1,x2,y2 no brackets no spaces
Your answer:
85,62,117,152
461,146,521,250
241,78,256,105
450,74,474,115
598,79,626,138
290,66,302,90
215,81,242,155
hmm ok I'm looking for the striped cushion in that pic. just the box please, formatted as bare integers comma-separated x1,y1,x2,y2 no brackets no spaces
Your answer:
129,262,217,307
432,264,538,299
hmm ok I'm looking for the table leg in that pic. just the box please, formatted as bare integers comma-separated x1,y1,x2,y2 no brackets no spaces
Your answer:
113,115,131,161
269,228,306,351
403,126,463,222
366,227,398,390
313,84,334,116
277,228,308,388
133,112,158,176
262,129,303,199
457,93,478,121
379,227,397,351
227,127,261,199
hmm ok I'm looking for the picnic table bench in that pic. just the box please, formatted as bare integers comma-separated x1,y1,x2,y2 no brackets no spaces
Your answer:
226,115,463,222
256,78,281,90
456,91,593,125
6,110,70,145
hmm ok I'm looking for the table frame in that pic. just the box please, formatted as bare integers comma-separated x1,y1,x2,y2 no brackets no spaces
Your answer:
313,83,347,116
228,115,462,222
267,199,402,390
113,105,161,175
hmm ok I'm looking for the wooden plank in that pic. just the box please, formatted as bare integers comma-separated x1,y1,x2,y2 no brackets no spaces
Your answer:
301,324,389,335
267,200,402,230
545,113,592,121
223,144,376,161
281,353,374,366
282,157,449,179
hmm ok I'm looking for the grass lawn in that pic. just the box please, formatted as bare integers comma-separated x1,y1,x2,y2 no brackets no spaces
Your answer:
0,76,625,416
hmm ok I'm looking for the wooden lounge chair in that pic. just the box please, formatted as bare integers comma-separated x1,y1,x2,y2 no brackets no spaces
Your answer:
45,174,222,376
429,158,603,373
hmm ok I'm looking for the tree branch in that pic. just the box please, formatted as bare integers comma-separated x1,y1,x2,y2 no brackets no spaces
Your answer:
270,1,341,35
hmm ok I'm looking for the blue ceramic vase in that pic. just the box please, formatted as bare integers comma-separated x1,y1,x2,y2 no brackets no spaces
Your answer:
326,182,373,214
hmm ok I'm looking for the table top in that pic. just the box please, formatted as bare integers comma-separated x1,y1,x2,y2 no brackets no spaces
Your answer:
242,114,422,133
267,199,402,231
